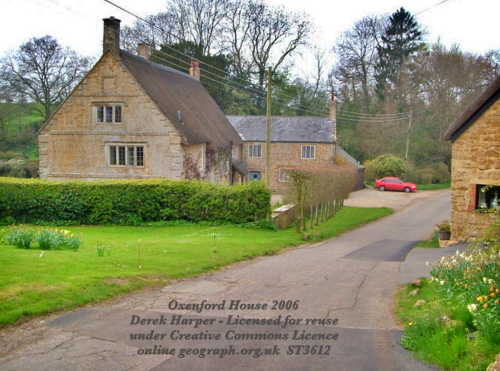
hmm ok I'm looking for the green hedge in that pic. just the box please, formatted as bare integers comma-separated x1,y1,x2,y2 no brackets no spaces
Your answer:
0,178,270,225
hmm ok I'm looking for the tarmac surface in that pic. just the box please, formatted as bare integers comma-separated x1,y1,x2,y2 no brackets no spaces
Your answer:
0,188,458,371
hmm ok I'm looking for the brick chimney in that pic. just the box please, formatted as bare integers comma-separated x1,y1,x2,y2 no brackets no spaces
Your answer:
138,43,150,61
103,17,121,56
329,92,337,141
189,61,200,80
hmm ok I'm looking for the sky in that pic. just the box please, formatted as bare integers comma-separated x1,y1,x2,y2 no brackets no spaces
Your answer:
1,0,499,66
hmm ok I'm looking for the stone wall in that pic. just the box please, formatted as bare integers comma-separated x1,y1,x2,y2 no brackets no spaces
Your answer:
39,52,184,180
450,98,500,241
243,141,336,194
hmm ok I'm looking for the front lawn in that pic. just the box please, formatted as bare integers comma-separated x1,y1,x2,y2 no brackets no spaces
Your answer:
0,206,392,327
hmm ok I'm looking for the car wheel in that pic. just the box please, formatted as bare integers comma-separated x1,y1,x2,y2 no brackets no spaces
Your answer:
379,186,385,191
404,187,411,193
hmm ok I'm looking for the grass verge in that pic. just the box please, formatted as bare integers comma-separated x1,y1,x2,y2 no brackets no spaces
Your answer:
0,206,392,327
414,231,440,248
396,279,499,370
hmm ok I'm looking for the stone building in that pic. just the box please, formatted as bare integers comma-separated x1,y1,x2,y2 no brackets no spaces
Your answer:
444,75,500,241
38,17,243,183
227,98,364,194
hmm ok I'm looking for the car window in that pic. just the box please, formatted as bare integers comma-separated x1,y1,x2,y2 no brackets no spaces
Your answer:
385,179,392,183
394,180,401,184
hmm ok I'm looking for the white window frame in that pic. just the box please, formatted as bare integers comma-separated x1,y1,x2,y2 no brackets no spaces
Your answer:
248,144,262,158
301,145,315,159
279,169,292,183
107,144,145,167
94,104,123,124
199,143,206,172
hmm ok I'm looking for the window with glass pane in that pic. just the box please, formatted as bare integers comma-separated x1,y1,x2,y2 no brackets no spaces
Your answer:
109,146,117,165
249,144,261,158
108,145,144,167
301,145,315,159
105,107,113,122
136,146,144,166
115,106,122,122
118,146,126,165
477,185,500,210
127,146,135,166
97,106,104,123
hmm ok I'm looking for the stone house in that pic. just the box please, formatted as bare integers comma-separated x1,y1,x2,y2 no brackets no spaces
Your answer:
444,75,500,241
38,17,243,183
227,99,365,194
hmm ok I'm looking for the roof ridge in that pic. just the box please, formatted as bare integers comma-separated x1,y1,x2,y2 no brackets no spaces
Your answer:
119,49,198,81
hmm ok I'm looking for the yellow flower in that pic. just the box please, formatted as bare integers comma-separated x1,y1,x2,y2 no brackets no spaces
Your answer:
408,322,413,326
491,293,497,298
477,296,483,302
483,303,488,309
483,296,489,301
495,299,500,305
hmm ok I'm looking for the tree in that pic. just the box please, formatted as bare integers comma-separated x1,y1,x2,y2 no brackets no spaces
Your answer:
247,1,311,92
151,40,235,111
0,36,91,124
121,13,178,52
375,7,424,99
168,0,229,56
333,15,385,110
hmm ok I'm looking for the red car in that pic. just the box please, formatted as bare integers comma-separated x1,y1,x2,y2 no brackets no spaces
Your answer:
375,177,417,192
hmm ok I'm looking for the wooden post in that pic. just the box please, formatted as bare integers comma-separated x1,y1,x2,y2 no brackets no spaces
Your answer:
265,66,272,190
404,111,412,179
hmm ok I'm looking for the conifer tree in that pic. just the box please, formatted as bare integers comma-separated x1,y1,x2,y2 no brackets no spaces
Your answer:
376,7,423,99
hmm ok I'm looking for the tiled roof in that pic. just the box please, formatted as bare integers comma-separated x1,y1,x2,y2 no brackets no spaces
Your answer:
227,115,334,143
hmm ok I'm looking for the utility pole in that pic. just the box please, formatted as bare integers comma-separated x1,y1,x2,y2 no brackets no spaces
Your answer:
265,67,272,189
404,111,412,179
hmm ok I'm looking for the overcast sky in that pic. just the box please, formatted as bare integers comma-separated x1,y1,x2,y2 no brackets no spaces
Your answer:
1,0,499,63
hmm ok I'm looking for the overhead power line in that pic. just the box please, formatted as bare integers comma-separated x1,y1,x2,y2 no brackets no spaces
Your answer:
94,1,412,120
415,0,452,16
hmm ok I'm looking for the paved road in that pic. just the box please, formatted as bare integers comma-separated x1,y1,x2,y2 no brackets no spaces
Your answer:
0,190,451,371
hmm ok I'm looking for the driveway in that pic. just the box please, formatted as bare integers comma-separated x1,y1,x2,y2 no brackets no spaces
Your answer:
0,190,451,371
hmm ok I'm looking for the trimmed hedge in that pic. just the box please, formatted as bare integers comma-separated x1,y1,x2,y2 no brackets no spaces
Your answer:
0,178,270,225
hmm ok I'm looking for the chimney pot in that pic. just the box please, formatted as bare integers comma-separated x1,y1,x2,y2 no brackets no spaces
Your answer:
103,17,121,56
138,43,150,61
189,60,200,80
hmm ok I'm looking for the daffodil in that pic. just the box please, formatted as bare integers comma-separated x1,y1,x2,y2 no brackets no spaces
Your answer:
467,304,477,312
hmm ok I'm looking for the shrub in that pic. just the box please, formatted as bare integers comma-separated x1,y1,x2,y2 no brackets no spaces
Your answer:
366,154,405,180
408,162,451,184
0,178,270,225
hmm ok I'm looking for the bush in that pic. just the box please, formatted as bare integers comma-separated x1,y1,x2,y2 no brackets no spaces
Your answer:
0,178,270,225
0,158,39,178
365,154,405,180
408,162,450,184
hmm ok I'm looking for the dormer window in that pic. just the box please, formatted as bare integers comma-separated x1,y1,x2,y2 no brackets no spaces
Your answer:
94,104,122,123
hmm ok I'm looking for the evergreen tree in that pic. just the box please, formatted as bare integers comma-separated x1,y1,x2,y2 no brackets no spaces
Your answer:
375,7,423,99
